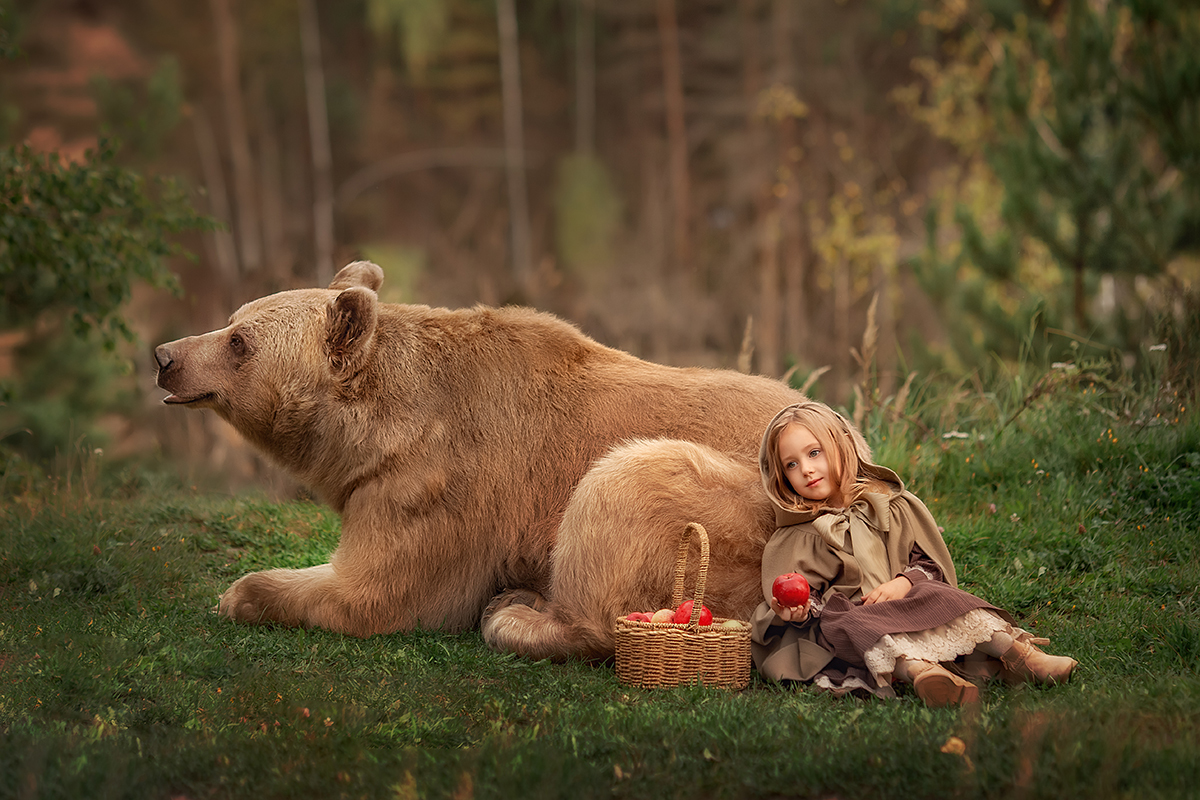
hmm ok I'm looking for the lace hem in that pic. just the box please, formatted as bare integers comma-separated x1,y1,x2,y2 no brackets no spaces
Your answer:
862,608,1012,684
904,564,938,582
814,673,896,699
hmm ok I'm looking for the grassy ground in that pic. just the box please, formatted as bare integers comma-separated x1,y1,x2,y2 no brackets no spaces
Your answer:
2,374,1198,799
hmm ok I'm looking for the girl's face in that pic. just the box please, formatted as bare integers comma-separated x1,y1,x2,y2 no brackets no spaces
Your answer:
778,423,841,506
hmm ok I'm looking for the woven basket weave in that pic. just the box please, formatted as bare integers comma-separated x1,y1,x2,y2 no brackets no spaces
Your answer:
613,522,752,689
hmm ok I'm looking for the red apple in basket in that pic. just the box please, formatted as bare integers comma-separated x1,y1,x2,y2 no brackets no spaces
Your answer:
673,600,713,626
772,572,810,608
625,612,652,622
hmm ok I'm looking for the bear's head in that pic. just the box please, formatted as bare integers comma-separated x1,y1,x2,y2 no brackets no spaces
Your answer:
155,261,384,455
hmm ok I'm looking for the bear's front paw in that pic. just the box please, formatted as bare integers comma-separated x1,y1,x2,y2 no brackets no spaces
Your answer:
218,573,278,625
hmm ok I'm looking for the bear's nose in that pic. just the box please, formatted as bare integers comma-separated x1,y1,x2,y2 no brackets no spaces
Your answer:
154,344,174,372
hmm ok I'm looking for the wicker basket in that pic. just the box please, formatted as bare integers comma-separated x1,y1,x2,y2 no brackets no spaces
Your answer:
614,522,752,690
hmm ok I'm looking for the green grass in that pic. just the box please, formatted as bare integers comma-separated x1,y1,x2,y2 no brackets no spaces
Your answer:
2,383,1199,799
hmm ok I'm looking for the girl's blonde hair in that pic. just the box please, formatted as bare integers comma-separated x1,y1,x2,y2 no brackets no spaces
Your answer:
761,401,883,512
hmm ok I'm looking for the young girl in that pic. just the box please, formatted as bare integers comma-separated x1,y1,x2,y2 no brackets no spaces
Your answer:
750,401,1077,706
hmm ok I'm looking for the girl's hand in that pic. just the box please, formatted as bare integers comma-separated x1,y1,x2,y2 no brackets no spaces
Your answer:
769,596,811,623
862,575,913,605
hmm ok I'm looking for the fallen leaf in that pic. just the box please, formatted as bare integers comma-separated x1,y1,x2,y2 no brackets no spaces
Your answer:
940,736,975,772
940,736,966,755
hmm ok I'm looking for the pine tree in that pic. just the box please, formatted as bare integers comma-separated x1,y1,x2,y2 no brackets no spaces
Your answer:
901,0,1199,363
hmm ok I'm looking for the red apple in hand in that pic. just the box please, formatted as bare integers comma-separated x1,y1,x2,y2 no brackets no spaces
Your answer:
673,600,713,625
772,572,810,608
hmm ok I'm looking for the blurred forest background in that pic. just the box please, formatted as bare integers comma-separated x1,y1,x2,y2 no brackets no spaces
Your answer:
1,0,1197,491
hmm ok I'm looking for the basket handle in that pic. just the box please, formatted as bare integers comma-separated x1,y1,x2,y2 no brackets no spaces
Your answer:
670,522,710,624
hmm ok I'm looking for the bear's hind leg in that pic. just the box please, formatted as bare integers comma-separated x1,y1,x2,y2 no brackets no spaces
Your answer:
484,438,772,663
482,588,548,617
481,590,611,662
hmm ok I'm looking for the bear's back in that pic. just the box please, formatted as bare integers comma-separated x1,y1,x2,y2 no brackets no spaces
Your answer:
368,301,800,469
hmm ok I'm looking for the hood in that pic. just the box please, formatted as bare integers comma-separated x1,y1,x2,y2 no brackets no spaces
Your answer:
758,402,905,527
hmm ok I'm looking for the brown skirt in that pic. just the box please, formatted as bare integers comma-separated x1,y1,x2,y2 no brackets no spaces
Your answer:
815,580,1010,668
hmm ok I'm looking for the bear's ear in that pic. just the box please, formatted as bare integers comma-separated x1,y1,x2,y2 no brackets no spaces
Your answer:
328,261,384,293
326,286,379,373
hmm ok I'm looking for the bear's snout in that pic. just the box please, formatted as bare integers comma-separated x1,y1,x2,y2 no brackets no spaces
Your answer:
154,340,210,405
154,344,175,374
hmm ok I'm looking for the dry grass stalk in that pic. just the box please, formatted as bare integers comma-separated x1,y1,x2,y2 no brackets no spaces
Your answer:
798,365,831,397
852,383,866,427
851,293,880,427
891,371,917,423
738,315,754,374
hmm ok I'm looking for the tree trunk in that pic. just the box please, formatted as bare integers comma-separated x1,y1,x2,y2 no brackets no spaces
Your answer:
251,76,289,286
656,0,691,277
299,0,335,288
496,0,534,296
575,0,595,156
873,263,896,398
1073,209,1089,331
1074,258,1086,331
209,0,261,275
191,107,238,312
832,256,851,403
772,0,808,369
757,210,783,376
742,0,781,376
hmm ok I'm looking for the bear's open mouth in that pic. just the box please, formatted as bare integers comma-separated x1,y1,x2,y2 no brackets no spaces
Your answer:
162,392,214,405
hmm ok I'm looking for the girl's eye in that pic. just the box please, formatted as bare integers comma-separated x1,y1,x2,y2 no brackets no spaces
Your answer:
809,449,820,458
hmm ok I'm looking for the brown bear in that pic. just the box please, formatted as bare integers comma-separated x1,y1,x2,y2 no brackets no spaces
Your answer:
155,261,802,659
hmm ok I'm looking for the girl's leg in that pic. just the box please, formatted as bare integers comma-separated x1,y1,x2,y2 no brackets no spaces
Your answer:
974,632,1078,685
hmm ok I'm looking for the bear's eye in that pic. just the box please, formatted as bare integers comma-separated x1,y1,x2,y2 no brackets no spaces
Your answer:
230,332,247,355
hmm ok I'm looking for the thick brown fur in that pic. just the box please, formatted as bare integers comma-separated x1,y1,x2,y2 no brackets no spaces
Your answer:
481,438,776,660
155,261,802,656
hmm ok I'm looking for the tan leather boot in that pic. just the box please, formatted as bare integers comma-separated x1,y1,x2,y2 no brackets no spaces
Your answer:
899,659,980,708
1000,639,1078,685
